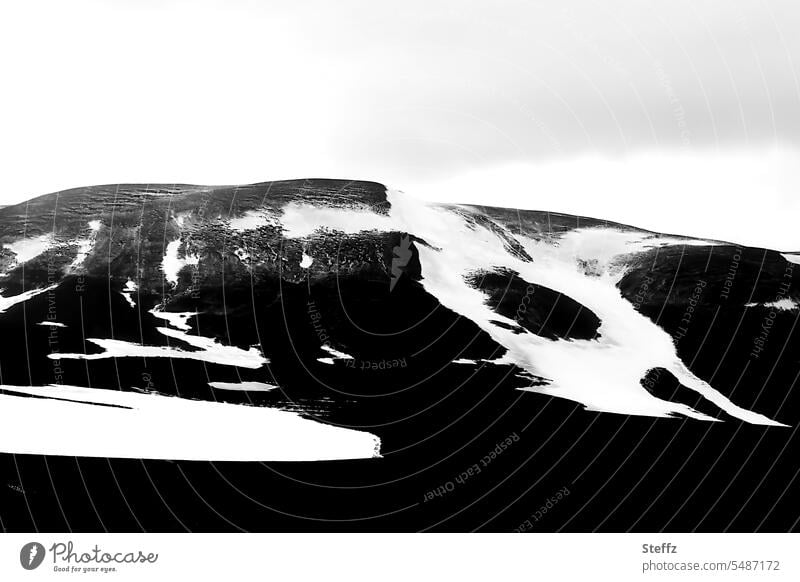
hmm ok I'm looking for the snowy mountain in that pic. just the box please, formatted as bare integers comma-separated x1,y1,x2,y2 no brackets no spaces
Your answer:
0,179,797,531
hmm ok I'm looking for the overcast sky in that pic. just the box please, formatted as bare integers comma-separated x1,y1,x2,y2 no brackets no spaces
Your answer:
1,1,799,249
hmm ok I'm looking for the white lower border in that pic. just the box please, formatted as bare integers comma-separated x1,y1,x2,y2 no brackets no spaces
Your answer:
0,533,798,581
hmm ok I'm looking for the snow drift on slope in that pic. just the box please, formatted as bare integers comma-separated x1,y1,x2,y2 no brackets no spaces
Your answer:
280,190,785,427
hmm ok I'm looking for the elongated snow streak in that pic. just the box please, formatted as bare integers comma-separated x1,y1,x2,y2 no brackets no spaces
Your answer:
280,203,394,237
0,384,380,461
70,220,102,269
321,344,354,360
50,326,268,369
276,190,786,426
0,285,58,314
208,381,278,392
37,321,67,328
317,344,354,365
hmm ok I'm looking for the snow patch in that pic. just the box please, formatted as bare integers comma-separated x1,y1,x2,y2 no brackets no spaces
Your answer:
162,239,199,285
173,212,192,228
300,252,314,268
781,253,800,266
149,306,199,331
530,227,717,280
0,384,380,461
120,279,137,308
4,234,53,265
229,210,272,232
745,298,799,311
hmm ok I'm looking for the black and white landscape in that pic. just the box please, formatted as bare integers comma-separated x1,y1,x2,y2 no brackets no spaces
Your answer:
0,179,798,531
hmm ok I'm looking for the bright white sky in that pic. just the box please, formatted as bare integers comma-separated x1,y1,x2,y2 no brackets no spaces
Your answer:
1,0,799,250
